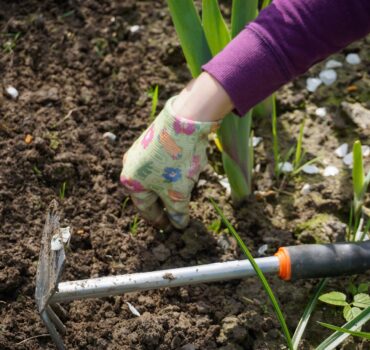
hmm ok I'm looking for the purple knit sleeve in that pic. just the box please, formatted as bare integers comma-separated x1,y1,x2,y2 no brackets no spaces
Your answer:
202,0,370,116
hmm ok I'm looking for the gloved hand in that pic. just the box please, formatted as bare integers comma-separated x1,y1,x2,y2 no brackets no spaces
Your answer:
120,96,220,229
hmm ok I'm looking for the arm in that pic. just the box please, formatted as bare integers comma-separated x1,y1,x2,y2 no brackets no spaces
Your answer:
177,0,370,120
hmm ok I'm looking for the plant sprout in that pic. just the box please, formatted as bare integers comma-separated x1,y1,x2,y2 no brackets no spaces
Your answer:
148,85,159,120
59,181,67,200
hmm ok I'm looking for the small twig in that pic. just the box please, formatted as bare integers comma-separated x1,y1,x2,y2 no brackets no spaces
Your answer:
16,334,49,346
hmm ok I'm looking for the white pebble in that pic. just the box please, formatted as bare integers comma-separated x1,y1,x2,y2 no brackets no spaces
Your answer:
126,302,141,317
302,164,320,174
301,183,311,195
323,165,339,177
129,25,140,33
362,146,370,157
103,131,117,141
219,177,231,196
51,235,63,251
319,69,337,86
343,152,353,166
252,136,262,147
5,86,19,99
306,78,322,92
346,53,361,65
325,59,343,69
315,107,327,118
197,179,207,188
278,162,293,173
334,143,348,158
258,244,269,256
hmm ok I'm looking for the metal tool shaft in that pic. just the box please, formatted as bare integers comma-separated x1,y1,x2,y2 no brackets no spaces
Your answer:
51,257,279,303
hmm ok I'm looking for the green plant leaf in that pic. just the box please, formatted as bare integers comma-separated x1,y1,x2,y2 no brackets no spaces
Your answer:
292,278,328,349
210,199,293,349
353,293,370,308
347,282,357,296
167,0,212,77
319,292,348,306
343,305,362,322
358,283,370,294
202,0,230,56
318,321,370,340
352,140,364,212
316,306,370,350
294,119,305,169
231,0,258,38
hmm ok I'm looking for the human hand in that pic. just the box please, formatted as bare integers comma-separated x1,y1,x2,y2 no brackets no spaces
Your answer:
120,96,219,229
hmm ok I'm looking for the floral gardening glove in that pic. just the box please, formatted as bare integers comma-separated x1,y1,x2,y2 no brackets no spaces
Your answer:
120,96,220,229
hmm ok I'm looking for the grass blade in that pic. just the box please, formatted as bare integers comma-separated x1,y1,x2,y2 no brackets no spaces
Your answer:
149,85,159,120
211,199,293,349
271,94,280,176
167,0,211,77
231,0,258,38
294,119,305,169
202,0,230,55
318,322,370,339
316,306,370,350
353,140,364,212
292,278,328,349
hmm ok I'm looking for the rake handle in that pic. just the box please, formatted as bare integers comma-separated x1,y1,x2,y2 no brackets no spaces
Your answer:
276,241,370,281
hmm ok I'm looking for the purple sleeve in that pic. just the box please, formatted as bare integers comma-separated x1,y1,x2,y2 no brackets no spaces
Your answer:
202,0,370,116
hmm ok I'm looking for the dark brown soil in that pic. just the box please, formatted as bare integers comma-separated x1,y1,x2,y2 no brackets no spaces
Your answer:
0,1,369,349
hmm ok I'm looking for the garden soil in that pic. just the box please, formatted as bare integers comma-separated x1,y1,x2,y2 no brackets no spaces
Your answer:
0,1,369,349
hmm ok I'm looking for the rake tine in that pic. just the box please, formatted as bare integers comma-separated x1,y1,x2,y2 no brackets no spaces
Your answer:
46,305,67,335
40,310,65,350
51,303,68,321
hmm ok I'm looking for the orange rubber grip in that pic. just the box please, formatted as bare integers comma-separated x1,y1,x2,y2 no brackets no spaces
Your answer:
275,247,292,281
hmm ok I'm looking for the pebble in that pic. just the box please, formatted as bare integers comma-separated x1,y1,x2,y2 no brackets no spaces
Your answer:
302,164,320,174
252,136,262,147
197,179,207,187
319,69,337,86
306,77,322,92
341,102,370,130
278,162,293,173
346,53,361,65
258,244,268,256
362,146,370,157
325,59,343,69
334,143,348,158
126,302,140,317
315,107,327,118
5,86,19,99
103,131,117,142
343,152,353,167
301,183,311,195
219,177,231,196
323,165,339,177
129,25,140,33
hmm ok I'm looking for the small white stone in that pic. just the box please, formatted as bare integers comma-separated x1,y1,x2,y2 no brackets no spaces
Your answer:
323,165,339,177
51,235,63,251
301,183,311,195
302,164,320,174
319,69,337,86
278,162,293,173
254,163,261,173
343,152,353,166
126,302,141,317
103,131,117,141
219,177,231,196
252,136,262,147
129,25,140,33
258,244,269,256
5,86,19,99
346,53,361,65
325,59,343,69
334,143,348,158
306,78,322,92
197,179,207,188
315,107,327,118
60,226,71,244
362,146,370,157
